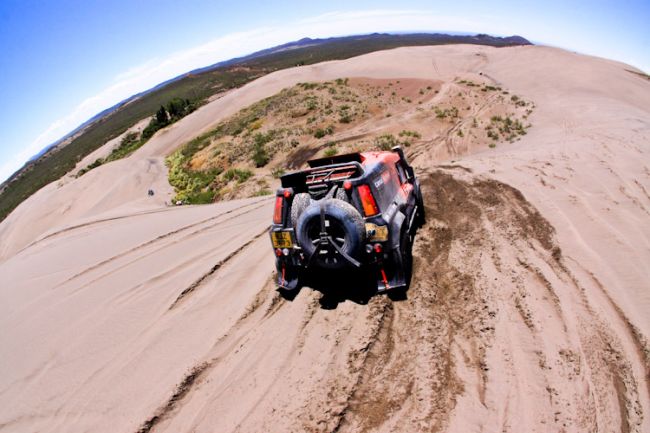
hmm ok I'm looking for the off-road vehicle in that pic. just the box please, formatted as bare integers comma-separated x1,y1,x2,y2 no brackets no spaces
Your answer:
269,146,424,294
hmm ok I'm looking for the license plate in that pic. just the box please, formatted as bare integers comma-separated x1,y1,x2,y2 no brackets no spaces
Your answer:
365,223,389,241
271,231,293,248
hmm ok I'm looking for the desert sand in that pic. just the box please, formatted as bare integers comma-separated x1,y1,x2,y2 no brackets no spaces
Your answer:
0,45,648,433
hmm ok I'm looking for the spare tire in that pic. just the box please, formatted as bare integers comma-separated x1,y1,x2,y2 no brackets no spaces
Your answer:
296,198,365,269
334,187,350,203
290,193,312,228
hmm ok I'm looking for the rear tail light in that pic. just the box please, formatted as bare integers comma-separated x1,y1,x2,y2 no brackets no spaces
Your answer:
357,184,379,216
273,196,283,224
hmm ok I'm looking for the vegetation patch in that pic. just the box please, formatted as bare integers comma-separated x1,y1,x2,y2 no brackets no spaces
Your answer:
485,115,529,143
434,106,460,119
165,79,376,202
314,125,335,139
164,74,535,204
324,144,339,157
223,168,253,183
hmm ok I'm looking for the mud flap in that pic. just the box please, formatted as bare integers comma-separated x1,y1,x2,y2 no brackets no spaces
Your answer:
375,261,407,293
276,261,301,291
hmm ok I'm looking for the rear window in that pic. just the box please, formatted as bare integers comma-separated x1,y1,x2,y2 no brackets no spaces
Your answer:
371,166,399,211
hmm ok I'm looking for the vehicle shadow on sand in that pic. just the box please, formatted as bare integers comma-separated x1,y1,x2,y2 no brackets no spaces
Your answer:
278,269,409,309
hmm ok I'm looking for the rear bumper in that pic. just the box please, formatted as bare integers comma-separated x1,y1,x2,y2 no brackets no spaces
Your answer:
273,251,407,293
269,226,407,293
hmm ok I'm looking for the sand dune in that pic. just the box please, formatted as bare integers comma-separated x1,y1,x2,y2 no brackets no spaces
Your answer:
0,45,648,432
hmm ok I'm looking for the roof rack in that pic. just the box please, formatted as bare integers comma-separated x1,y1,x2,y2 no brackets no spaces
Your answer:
281,161,364,190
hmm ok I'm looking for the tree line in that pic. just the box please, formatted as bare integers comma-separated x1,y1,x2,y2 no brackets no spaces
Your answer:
142,98,197,140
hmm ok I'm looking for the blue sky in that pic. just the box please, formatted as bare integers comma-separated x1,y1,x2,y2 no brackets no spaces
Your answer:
0,0,648,182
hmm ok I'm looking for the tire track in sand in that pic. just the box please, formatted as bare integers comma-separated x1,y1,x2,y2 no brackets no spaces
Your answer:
55,200,268,289
332,169,647,432
169,225,271,309
136,278,287,433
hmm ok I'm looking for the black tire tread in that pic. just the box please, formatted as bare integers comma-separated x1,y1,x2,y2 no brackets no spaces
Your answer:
290,193,312,228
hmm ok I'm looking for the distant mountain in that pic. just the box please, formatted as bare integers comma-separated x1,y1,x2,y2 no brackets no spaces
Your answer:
190,32,531,75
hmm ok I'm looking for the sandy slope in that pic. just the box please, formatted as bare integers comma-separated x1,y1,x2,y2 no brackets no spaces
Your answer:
0,45,649,433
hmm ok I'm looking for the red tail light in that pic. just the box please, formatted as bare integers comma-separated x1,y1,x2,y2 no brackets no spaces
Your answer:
357,184,379,216
273,196,283,224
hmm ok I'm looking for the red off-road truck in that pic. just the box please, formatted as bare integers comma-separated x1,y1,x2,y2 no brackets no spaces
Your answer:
269,146,425,295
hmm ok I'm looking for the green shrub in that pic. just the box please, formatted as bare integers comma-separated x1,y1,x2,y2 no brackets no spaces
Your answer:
374,134,398,151
298,82,318,90
304,96,318,111
398,130,421,139
185,190,217,204
165,150,223,203
251,132,274,167
434,106,459,119
339,114,352,123
223,168,253,183
271,167,286,178
324,146,338,157
314,125,334,138
252,144,269,167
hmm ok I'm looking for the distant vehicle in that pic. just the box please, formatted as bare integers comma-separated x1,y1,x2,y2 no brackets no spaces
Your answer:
269,146,425,295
